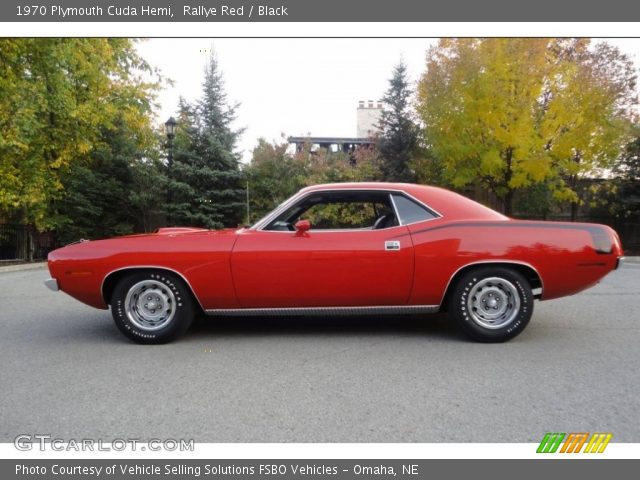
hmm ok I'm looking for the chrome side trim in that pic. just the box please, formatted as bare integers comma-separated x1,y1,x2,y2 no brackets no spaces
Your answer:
388,192,402,224
44,278,59,292
206,305,439,316
247,224,406,234
100,265,206,311
439,259,545,305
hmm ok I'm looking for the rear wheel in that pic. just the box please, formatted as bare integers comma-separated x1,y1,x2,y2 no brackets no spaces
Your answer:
111,271,194,344
450,267,533,342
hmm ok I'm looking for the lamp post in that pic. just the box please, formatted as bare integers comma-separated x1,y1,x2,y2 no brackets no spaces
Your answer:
164,117,177,205
246,176,251,226
164,116,177,169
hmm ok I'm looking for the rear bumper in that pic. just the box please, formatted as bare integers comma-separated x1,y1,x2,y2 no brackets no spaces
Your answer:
44,278,59,291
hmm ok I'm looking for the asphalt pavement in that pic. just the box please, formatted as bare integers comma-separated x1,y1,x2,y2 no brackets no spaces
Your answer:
1,263,638,442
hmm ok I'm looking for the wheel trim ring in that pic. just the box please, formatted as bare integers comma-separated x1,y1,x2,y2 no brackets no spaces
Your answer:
124,280,177,331
467,276,521,330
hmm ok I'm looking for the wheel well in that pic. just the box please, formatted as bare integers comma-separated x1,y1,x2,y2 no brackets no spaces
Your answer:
102,268,204,314
440,262,543,312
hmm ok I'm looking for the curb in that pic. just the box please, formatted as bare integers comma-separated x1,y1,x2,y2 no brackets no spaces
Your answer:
0,262,47,273
622,256,640,264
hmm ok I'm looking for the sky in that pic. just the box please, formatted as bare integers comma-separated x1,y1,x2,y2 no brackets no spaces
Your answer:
135,38,640,163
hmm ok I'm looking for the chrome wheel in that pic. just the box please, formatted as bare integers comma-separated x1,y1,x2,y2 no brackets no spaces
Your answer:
467,276,521,330
124,279,177,331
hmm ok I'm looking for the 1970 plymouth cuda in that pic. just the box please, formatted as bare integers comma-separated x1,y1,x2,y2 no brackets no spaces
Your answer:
45,182,623,344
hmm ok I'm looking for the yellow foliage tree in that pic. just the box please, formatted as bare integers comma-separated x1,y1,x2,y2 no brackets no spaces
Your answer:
417,38,637,216
0,38,159,227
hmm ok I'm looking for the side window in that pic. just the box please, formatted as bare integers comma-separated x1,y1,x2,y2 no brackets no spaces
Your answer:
392,194,437,225
264,191,399,231
304,201,390,230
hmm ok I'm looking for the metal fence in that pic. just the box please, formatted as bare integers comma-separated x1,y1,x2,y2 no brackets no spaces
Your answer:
612,221,640,254
0,224,55,262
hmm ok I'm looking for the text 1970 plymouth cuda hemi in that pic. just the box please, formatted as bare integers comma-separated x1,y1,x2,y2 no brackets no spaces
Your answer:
44,182,623,344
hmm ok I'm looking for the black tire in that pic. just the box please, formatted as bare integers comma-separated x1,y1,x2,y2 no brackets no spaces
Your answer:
449,266,533,342
111,271,194,344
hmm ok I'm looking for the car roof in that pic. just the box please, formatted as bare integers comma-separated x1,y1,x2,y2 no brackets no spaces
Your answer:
301,182,415,192
299,182,507,221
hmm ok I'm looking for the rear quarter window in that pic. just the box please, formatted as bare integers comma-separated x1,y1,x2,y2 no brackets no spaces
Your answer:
392,194,438,225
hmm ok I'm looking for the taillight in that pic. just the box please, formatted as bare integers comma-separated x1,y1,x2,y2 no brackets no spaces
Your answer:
591,228,614,254
611,228,623,257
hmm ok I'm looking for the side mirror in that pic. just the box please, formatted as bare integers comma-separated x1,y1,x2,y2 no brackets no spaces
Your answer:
294,219,311,236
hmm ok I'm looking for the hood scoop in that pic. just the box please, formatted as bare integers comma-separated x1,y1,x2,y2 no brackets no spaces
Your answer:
156,227,209,235
65,238,90,246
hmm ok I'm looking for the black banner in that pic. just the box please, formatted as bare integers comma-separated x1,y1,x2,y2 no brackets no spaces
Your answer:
3,0,640,22
3,459,640,479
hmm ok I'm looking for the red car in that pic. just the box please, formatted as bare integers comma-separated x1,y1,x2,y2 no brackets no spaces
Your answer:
45,182,623,344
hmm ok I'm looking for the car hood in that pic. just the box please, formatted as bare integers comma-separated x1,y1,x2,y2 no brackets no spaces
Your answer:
49,226,243,262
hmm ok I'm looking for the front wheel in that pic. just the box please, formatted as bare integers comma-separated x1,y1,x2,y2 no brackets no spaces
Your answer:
111,271,194,344
449,267,533,342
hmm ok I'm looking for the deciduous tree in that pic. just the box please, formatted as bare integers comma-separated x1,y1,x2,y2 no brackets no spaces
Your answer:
243,138,307,223
417,38,637,216
243,139,383,224
586,134,640,220
0,38,160,227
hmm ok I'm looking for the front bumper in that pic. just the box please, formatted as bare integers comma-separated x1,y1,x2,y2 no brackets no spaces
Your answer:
44,278,59,291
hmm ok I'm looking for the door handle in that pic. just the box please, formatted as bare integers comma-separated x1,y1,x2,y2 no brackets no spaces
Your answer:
385,240,401,251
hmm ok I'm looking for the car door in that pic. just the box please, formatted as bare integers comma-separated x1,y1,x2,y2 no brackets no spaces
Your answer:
230,191,415,308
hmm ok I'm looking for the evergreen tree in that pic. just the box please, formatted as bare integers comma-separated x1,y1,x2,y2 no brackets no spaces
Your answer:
377,61,420,183
165,51,245,229
53,117,164,244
